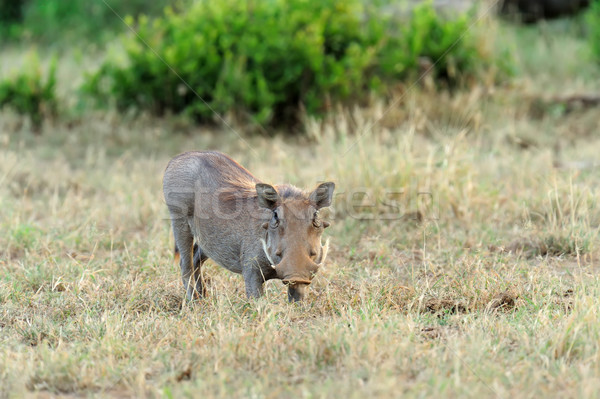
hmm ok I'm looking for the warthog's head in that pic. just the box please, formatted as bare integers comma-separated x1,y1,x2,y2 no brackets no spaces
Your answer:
256,182,335,302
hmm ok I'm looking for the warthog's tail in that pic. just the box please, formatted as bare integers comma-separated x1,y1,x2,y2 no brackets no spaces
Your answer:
174,244,180,266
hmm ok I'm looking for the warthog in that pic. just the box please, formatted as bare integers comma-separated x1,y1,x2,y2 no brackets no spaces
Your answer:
163,151,335,302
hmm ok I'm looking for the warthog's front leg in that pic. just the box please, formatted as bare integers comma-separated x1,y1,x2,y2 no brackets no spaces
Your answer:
242,261,266,299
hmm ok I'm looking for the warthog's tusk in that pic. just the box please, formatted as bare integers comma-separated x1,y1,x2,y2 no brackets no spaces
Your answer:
260,238,276,269
318,238,329,266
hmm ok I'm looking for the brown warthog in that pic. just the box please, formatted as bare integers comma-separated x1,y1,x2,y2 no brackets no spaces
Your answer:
163,151,334,302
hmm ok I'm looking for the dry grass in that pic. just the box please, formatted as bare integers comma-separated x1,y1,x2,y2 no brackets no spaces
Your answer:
1,20,600,399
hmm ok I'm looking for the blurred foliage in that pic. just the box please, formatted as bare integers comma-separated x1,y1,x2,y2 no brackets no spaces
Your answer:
500,0,591,23
0,0,25,38
588,0,600,62
0,53,57,129
0,0,173,43
0,0,25,23
84,0,498,127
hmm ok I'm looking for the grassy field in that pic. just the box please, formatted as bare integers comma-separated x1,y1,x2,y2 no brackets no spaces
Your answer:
1,19,600,398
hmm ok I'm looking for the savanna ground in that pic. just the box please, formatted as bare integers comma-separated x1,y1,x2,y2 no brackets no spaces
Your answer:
1,17,600,399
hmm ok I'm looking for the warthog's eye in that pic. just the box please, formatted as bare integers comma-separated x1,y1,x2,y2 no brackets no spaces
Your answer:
271,210,280,227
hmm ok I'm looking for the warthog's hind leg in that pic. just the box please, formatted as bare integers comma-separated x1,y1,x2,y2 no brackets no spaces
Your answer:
172,218,202,300
192,243,208,297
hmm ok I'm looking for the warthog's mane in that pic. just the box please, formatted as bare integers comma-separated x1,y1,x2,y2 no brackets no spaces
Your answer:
220,179,307,204
274,184,306,201
199,151,305,204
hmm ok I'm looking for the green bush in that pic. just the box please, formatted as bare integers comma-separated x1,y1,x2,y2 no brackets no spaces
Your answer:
588,0,600,62
0,54,57,129
85,0,496,127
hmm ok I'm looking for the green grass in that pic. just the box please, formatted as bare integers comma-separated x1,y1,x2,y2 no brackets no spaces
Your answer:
1,17,600,399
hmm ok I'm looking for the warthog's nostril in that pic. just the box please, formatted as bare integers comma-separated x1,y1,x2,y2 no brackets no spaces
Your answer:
276,250,283,257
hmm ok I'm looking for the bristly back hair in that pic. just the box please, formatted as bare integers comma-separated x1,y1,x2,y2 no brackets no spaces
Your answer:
198,152,307,204
200,151,259,202
220,181,307,204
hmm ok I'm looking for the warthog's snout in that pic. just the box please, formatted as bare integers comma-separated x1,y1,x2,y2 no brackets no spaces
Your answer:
263,238,329,302
287,282,309,302
275,258,320,285
275,262,319,302
274,259,319,302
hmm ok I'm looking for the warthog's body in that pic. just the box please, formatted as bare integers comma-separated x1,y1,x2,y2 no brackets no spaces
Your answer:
163,151,334,301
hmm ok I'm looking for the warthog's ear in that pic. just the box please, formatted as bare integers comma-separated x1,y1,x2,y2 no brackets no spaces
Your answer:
310,182,335,209
256,183,280,210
